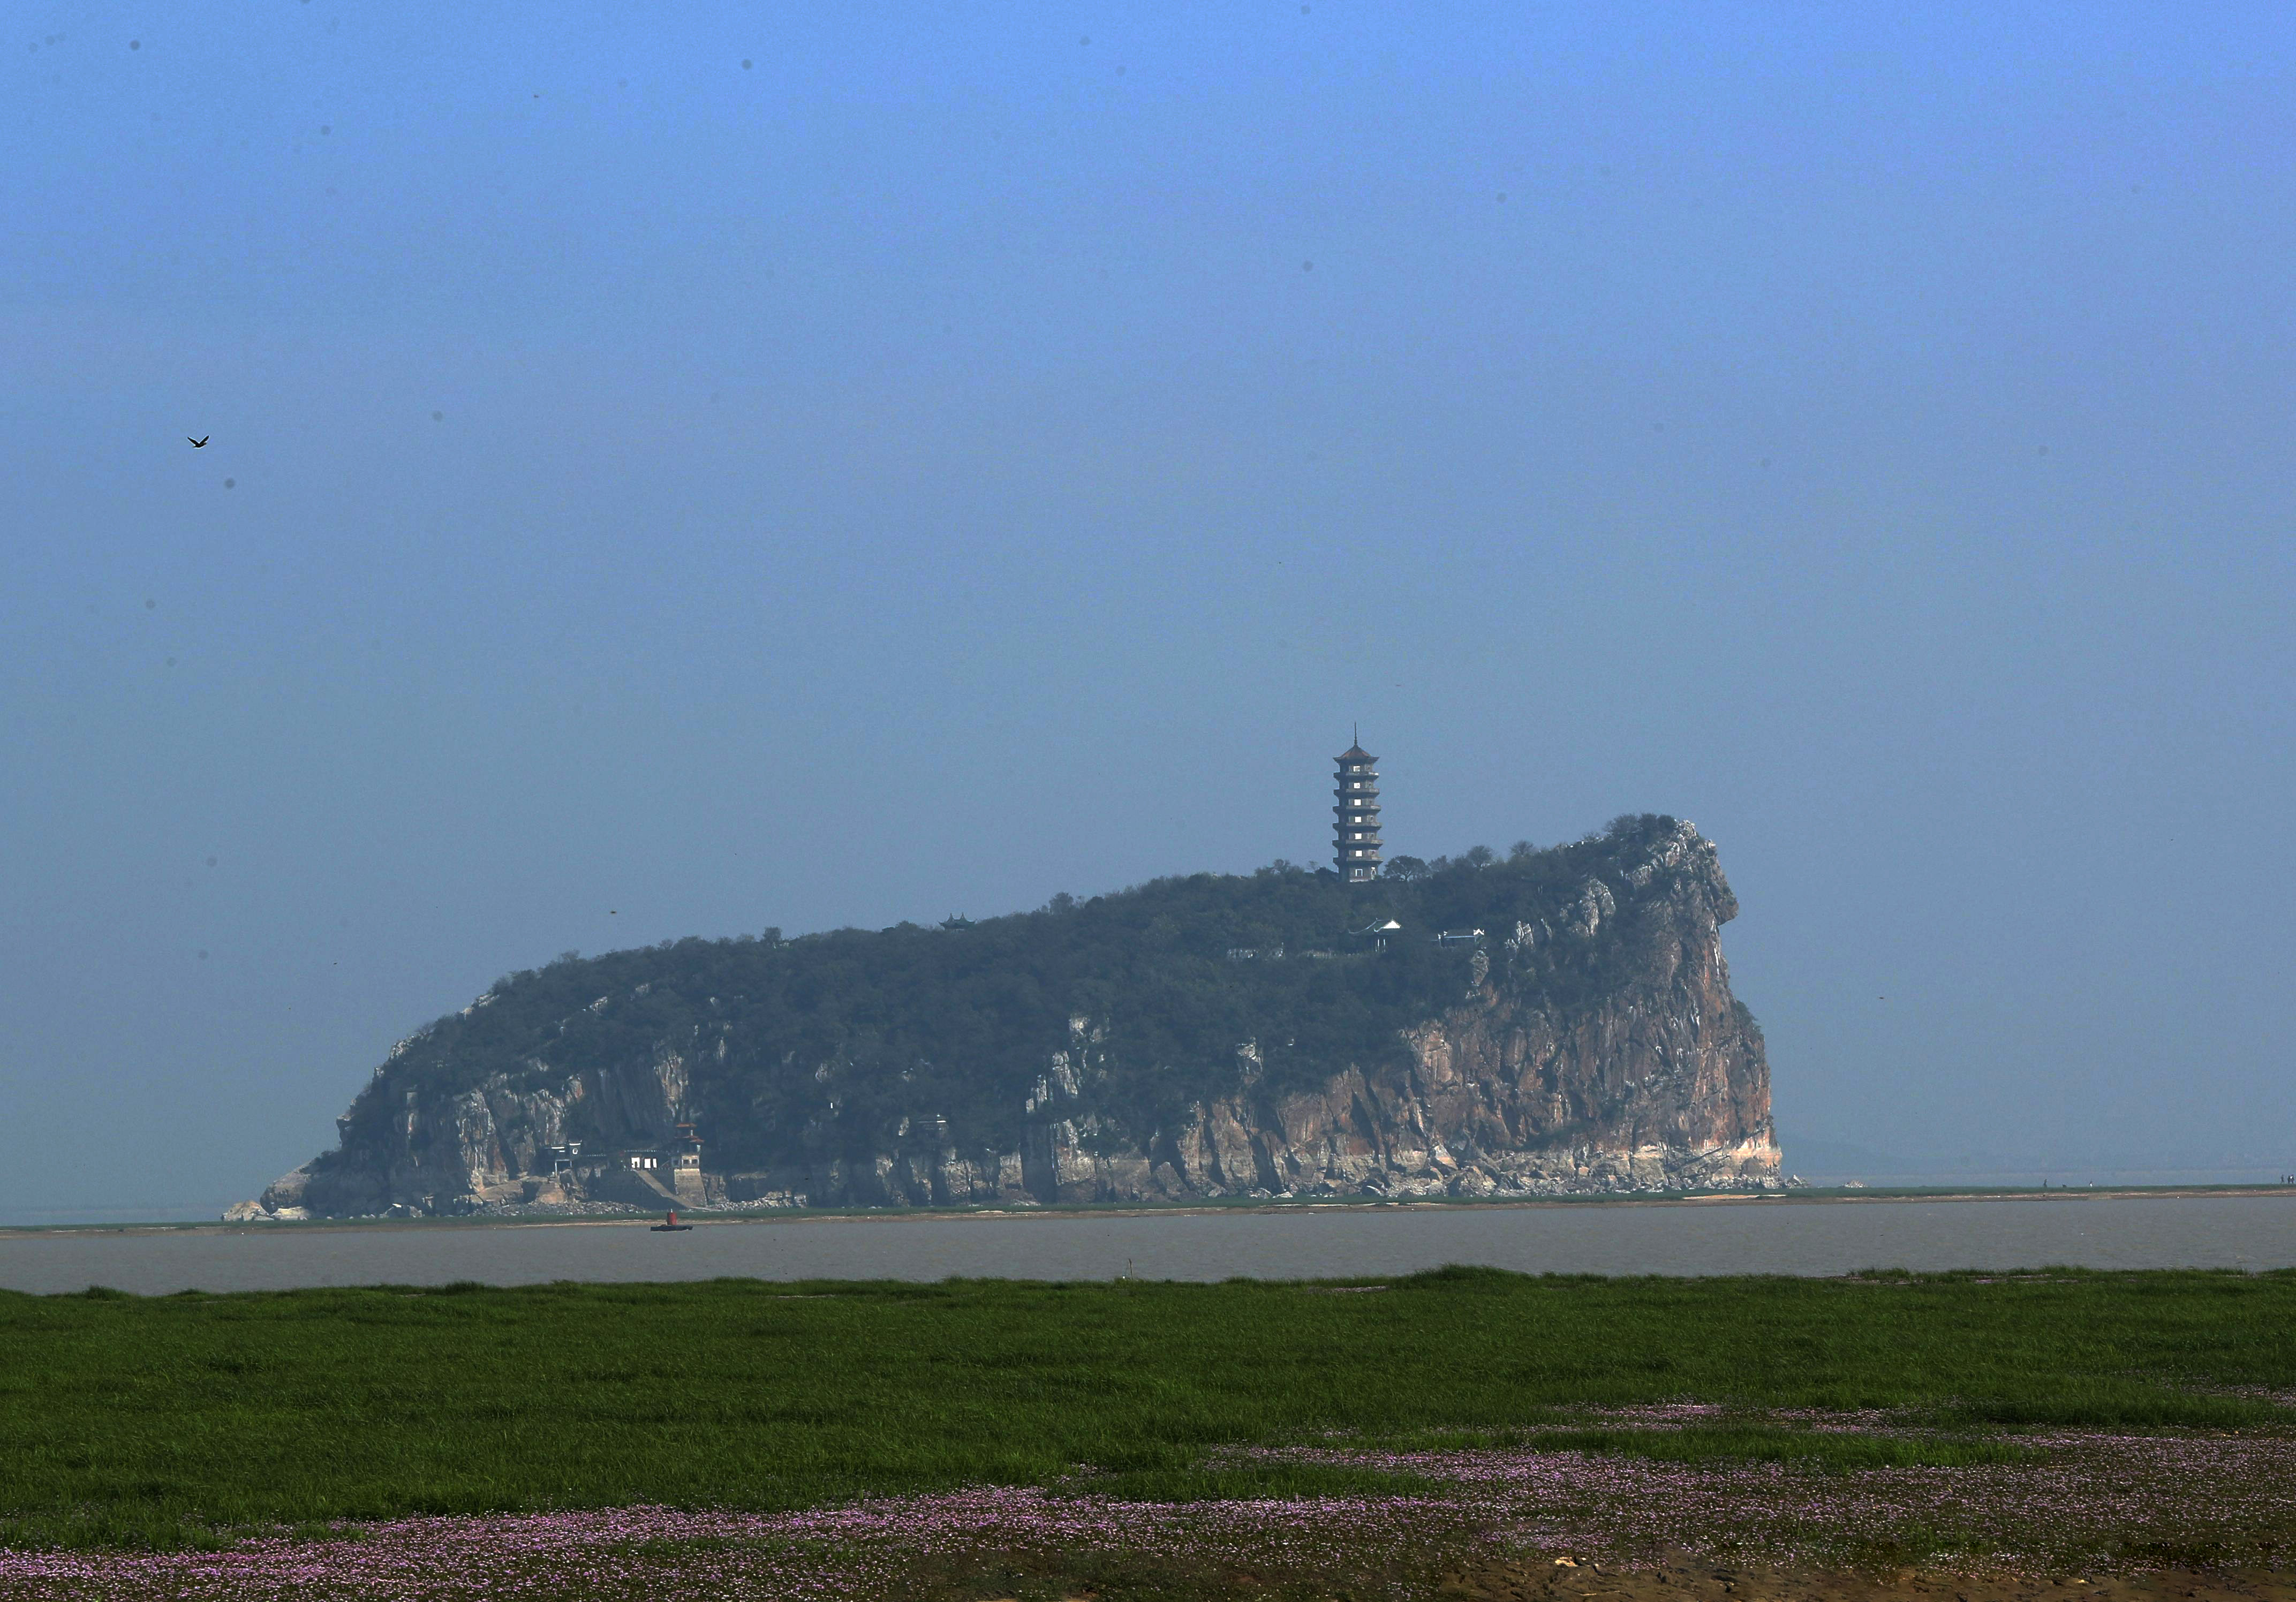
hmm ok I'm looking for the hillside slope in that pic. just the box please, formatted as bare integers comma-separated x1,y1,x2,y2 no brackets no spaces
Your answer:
239,815,1781,1218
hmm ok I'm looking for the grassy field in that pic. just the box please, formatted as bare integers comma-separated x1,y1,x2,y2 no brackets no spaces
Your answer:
4,1265,2295,1557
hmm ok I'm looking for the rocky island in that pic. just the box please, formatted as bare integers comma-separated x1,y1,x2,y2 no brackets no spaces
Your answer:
233,815,1783,1219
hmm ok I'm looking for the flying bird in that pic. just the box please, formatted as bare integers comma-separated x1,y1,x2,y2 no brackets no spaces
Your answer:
187,436,208,448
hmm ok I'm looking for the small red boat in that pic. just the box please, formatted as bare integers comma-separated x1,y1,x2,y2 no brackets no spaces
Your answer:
649,1209,694,1233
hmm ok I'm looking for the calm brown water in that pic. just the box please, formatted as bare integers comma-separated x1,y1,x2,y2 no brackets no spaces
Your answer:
3,1193,2293,1294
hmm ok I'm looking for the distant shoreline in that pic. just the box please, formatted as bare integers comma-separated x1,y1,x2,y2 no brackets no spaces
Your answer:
6,1181,2294,1238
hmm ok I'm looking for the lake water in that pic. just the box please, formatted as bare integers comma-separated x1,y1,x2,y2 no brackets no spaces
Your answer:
3,1192,2294,1294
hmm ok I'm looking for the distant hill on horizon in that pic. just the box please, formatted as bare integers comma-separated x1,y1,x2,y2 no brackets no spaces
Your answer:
238,815,1784,1220
1775,1131,2292,1187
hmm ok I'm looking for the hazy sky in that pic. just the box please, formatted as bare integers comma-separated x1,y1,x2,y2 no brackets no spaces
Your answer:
6,4,2293,1221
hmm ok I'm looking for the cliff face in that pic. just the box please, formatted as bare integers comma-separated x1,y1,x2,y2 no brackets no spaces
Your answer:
236,819,1780,1220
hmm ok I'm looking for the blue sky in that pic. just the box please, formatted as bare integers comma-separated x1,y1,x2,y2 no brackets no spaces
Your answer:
5,3,2294,1218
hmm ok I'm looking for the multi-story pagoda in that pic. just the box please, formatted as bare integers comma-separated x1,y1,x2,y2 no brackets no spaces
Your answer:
1334,737,1382,882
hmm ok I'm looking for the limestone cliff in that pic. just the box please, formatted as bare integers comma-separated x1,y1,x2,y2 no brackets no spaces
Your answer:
235,817,1781,1219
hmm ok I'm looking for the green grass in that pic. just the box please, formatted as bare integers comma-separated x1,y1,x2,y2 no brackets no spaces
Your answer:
3,1266,2293,1550
1356,1423,2041,1470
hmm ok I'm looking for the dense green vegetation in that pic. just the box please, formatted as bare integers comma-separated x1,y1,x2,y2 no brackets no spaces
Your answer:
342,815,1714,1171
4,1267,2293,1550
